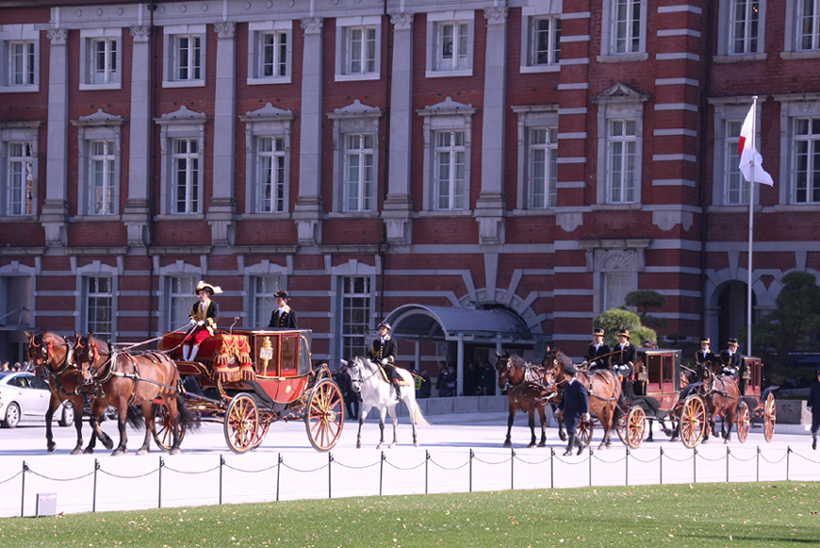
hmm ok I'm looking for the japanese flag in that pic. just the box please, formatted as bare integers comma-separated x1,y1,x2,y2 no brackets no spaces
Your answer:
738,105,774,186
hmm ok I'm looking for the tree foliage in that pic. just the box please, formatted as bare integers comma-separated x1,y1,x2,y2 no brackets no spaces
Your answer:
625,290,669,329
593,308,657,348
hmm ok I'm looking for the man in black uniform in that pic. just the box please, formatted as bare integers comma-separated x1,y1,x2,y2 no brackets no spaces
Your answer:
558,362,590,456
808,370,820,450
268,290,298,328
611,329,637,379
695,337,717,373
367,322,402,401
719,338,742,381
584,327,611,370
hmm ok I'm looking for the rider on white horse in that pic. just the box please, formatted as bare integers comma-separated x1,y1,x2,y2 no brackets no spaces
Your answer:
367,322,403,401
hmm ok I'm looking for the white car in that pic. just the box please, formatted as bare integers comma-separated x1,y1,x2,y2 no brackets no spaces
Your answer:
0,371,74,428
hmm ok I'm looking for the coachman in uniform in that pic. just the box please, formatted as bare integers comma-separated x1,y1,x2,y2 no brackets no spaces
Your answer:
719,338,743,381
695,337,717,372
367,322,402,401
268,290,298,329
558,362,590,456
584,327,611,370
183,281,221,362
611,329,637,379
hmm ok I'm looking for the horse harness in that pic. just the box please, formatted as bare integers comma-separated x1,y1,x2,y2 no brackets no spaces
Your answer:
31,336,92,400
84,343,179,408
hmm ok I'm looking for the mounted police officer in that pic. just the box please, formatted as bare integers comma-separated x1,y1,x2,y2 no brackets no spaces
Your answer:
719,338,742,381
585,327,611,370
367,322,402,401
183,280,221,362
611,329,636,379
558,362,590,456
268,290,298,329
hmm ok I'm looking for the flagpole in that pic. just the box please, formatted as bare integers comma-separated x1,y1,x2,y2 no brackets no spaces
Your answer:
747,96,757,358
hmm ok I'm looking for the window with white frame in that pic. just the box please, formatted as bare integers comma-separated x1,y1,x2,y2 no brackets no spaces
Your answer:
608,120,637,203
85,276,113,338
335,17,382,81
347,27,376,74
344,133,374,212
341,276,371,360
252,275,281,327
256,136,286,213
5,141,33,216
798,0,820,51
531,17,561,66
426,12,475,77
163,26,205,87
731,0,761,54
603,271,632,311
794,118,820,203
248,22,292,84
434,130,466,211
89,38,118,84
528,128,558,209
88,140,116,215
724,120,750,205
1,25,39,92
612,0,642,54
168,276,196,330
172,138,200,214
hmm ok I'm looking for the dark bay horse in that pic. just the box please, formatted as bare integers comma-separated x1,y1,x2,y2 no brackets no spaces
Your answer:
544,349,624,450
74,334,198,456
698,365,741,443
25,331,114,454
495,351,553,448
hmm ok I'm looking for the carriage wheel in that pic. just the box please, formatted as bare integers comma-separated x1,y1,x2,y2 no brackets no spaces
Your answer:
624,407,648,449
763,392,776,443
680,395,706,448
305,378,344,452
152,404,186,452
576,417,593,447
736,401,751,443
224,394,259,454
250,418,271,450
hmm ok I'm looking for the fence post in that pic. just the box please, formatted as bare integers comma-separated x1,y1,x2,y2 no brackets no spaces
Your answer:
550,448,554,489
158,456,164,509
93,459,100,513
726,447,730,483
692,448,697,484
219,455,225,505
328,452,333,499
469,449,473,493
625,447,629,486
786,447,790,481
425,450,429,495
276,453,282,502
659,447,663,485
756,446,760,482
20,461,27,518
589,448,593,487
510,448,515,491
379,451,385,497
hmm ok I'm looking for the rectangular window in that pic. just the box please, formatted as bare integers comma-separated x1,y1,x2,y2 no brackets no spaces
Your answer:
6,141,33,216
346,27,376,74
86,276,112,338
89,140,116,215
730,0,760,54
799,0,820,51
343,133,374,212
604,272,631,311
724,121,750,205
528,128,558,209
89,38,118,84
173,35,201,81
608,120,637,203
256,136,286,213
794,118,820,204
260,31,288,78
532,17,561,65
613,0,642,54
252,276,281,327
9,41,35,86
437,22,469,71
341,276,371,360
172,138,199,214
434,130,466,210
169,277,196,330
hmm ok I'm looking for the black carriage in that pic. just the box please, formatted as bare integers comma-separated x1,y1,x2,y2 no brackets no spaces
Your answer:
157,329,344,453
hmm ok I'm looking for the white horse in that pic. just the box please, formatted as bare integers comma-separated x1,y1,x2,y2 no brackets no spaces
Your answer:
341,356,429,449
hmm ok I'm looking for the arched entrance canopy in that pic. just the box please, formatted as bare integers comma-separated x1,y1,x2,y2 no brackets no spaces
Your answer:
383,304,537,396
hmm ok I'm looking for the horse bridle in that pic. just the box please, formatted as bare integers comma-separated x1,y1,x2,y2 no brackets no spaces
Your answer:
347,359,381,392
28,334,77,377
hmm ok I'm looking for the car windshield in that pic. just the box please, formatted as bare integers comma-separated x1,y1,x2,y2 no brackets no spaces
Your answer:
0,371,14,380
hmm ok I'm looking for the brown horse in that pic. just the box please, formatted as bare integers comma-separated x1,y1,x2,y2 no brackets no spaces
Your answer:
74,333,198,456
698,365,741,443
495,351,552,448
25,331,114,454
544,348,624,450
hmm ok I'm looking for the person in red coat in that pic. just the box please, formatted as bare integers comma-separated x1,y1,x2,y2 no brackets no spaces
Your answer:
183,281,221,362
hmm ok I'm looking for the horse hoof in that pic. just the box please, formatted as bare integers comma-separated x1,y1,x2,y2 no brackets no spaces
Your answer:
389,443,396,449
137,448,149,456
375,444,382,450
47,444,56,453
538,441,547,448
102,439,114,450
112,449,126,457
502,441,512,448
413,441,419,447
84,448,94,455
670,436,678,442
70,448,82,456
527,442,536,448
170,448,181,456
356,443,362,449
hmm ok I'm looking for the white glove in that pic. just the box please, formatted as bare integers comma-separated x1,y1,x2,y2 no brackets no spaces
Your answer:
197,320,205,327
189,319,196,326
381,358,388,365
582,413,591,422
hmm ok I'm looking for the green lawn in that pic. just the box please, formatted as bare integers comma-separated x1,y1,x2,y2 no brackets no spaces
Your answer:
1,481,817,548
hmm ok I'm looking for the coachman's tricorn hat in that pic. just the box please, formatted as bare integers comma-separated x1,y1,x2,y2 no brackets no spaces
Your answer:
378,321,392,331
618,329,630,338
274,290,290,300
195,281,223,296
727,337,739,346
593,327,605,336
701,337,711,345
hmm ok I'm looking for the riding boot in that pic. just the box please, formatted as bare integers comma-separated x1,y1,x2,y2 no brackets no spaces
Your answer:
189,345,199,362
394,381,402,402
812,431,817,450
182,345,190,361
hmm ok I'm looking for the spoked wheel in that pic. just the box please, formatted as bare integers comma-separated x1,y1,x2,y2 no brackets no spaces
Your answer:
764,392,776,443
680,394,706,448
576,417,593,447
305,378,344,452
152,404,187,452
736,401,751,443
622,407,648,449
224,394,259,454
250,418,271,450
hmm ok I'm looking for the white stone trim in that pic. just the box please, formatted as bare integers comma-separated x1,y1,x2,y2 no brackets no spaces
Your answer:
247,20,293,86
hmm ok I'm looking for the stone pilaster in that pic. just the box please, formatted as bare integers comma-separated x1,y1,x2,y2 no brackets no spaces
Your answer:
41,28,69,247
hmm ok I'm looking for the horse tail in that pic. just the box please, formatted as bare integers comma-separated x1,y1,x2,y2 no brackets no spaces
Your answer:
411,399,430,427
176,393,201,432
126,405,145,429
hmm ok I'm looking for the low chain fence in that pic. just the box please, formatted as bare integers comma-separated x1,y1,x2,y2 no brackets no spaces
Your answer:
2,444,818,518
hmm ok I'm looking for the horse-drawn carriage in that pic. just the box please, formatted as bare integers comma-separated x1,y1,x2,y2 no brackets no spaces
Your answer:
158,329,345,453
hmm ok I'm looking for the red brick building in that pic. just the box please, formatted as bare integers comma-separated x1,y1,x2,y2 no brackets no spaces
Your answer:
1,0,818,393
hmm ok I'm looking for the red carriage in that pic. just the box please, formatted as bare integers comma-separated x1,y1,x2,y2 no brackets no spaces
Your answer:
158,328,344,454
